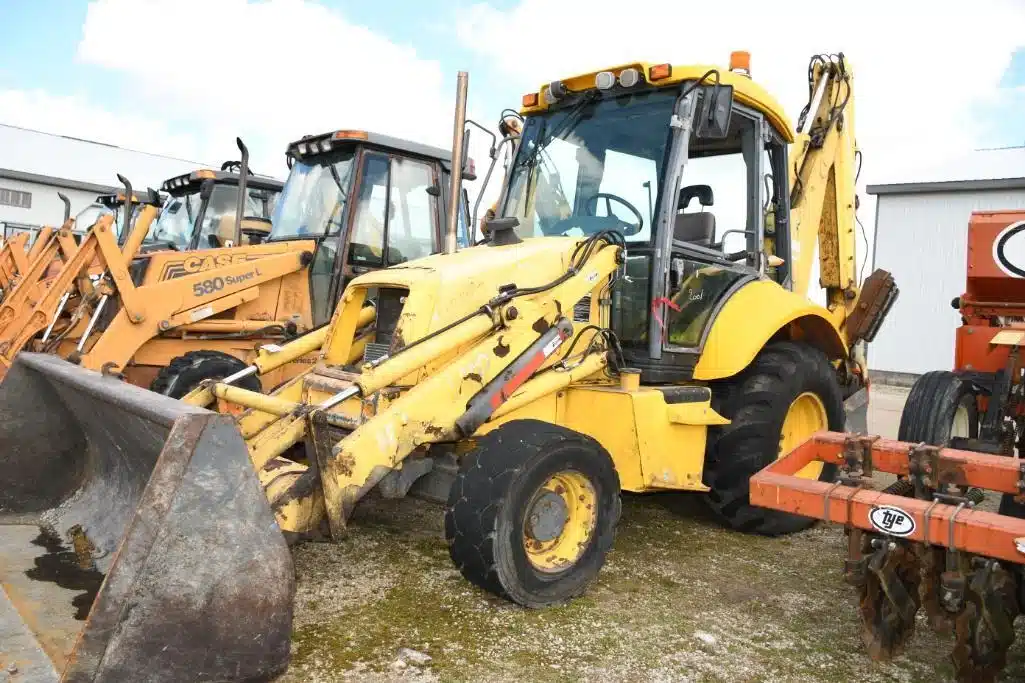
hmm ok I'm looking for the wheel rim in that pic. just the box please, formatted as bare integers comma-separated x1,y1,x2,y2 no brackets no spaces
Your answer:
779,391,827,479
951,402,972,439
522,470,597,573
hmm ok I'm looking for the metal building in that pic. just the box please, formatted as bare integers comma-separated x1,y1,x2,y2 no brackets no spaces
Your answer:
867,146,1025,381
0,123,209,241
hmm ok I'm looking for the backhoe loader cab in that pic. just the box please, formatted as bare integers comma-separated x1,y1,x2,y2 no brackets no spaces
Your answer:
274,129,473,326
150,169,282,252
74,189,165,243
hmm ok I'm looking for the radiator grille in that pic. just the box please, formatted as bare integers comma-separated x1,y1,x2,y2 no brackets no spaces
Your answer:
573,295,591,323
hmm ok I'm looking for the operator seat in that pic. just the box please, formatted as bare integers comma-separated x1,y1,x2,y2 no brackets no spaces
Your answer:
673,184,715,248
213,214,238,247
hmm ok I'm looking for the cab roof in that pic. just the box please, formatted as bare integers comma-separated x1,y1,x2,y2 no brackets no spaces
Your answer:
519,61,794,143
286,129,453,164
95,190,166,207
160,168,285,195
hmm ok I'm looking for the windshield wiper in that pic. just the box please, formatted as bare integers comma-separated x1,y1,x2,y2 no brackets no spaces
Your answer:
515,91,598,172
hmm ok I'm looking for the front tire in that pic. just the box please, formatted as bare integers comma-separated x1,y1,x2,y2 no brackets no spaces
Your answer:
703,341,844,536
151,350,261,398
898,370,978,445
444,419,621,608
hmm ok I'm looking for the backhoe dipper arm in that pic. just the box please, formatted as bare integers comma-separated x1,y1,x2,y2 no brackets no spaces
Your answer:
787,53,858,323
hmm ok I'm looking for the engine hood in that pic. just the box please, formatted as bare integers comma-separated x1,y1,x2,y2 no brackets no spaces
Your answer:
346,236,591,343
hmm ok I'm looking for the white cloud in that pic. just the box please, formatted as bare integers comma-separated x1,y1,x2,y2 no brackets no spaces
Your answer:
74,0,462,177
457,0,1024,181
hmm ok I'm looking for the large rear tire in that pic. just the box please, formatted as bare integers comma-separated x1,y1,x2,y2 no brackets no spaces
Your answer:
444,419,621,608
897,370,978,445
151,350,261,398
703,341,844,536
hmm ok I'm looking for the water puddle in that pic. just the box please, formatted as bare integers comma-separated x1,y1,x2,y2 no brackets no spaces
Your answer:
24,527,105,621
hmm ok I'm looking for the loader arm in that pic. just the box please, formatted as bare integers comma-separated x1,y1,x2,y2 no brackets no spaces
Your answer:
76,247,312,373
0,232,31,291
787,54,859,327
25,225,55,264
205,234,623,538
0,223,84,338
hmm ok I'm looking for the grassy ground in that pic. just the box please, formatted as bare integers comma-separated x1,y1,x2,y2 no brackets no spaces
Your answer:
281,491,1025,683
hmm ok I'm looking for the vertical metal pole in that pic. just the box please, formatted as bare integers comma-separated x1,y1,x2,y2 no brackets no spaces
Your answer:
445,71,469,255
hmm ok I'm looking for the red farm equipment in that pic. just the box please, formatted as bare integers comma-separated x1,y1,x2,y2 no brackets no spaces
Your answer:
751,210,1025,682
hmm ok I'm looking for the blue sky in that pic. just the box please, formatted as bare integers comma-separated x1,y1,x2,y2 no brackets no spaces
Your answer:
0,0,1023,194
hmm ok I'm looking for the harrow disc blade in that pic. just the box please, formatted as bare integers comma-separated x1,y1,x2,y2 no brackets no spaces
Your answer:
951,561,1020,683
858,541,922,660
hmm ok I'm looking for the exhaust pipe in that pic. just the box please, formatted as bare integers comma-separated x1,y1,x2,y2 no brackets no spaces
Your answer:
234,137,249,248
58,192,71,224
116,173,134,247
444,71,469,255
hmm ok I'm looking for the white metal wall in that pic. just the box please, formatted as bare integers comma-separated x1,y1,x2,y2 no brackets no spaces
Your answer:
870,188,1025,375
0,176,100,229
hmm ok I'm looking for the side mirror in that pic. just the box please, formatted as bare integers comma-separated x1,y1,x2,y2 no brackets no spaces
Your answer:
695,84,734,139
485,216,521,246
199,179,215,201
460,130,476,181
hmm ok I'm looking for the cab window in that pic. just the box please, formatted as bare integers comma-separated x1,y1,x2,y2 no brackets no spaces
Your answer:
349,153,439,267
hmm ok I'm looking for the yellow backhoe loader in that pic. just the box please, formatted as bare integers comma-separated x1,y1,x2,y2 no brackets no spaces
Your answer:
0,55,897,680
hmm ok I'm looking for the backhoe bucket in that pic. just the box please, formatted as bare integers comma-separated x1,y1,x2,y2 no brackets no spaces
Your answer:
0,353,293,682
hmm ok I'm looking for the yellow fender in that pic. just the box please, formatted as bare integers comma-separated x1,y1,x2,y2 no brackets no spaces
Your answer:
693,280,847,381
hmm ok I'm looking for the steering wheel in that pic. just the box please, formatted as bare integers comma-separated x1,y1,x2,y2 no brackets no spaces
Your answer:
581,192,644,236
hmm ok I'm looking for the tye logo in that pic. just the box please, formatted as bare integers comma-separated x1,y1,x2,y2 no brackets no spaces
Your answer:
868,505,916,537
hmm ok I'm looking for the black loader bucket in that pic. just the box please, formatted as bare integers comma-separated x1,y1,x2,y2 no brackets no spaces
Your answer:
0,353,294,682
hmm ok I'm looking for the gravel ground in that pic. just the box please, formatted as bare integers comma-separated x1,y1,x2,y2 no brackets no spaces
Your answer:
279,385,1025,682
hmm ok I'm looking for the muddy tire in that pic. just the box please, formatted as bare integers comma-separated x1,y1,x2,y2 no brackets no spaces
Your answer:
151,350,261,398
898,370,978,445
703,341,844,536
444,419,621,608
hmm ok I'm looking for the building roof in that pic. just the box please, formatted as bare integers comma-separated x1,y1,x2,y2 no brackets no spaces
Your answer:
0,122,214,194
867,145,1025,196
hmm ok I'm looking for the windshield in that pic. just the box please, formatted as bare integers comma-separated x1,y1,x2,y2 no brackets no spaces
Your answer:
73,203,114,236
502,88,677,243
113,204,146,243
194,184,280,249
147,193,202,249
270,153,355,240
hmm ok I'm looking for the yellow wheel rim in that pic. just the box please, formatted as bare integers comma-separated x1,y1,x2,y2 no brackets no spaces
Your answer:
522,470,597,573
779,391,827,480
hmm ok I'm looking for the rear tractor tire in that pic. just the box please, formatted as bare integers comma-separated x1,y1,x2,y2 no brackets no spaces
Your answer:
444,419,621,608
898,370,978,445
703,341,844,536
151,350,262,399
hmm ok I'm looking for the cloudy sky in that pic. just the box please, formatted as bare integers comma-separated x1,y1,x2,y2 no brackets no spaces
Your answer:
1,0,1024,236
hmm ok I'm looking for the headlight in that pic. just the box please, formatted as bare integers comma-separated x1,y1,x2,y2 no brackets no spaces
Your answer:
619,68,640,88
595,71,615,90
